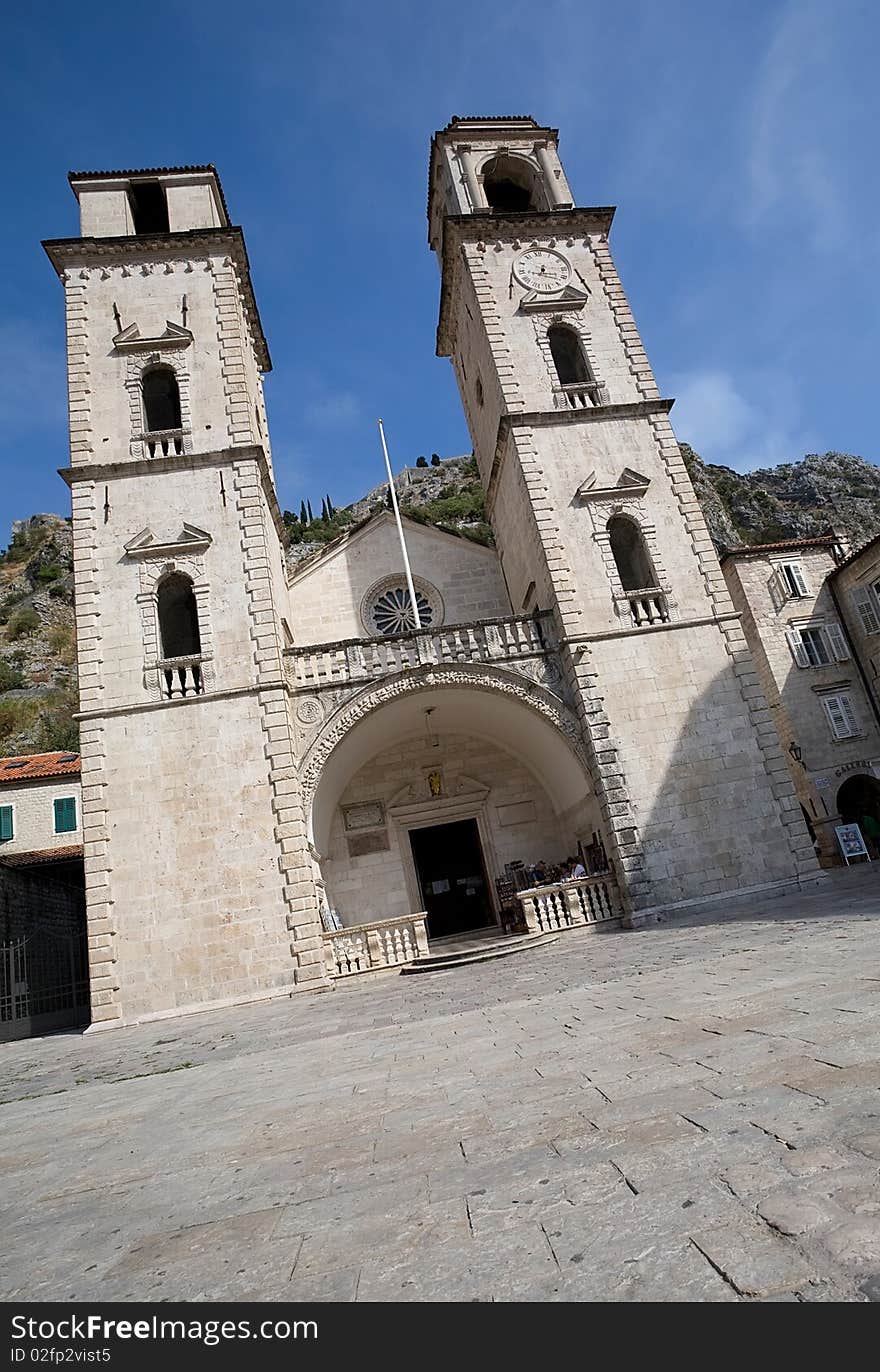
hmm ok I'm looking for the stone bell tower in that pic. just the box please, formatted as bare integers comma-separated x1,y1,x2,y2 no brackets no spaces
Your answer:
428,117,819,915
44,166,326,1028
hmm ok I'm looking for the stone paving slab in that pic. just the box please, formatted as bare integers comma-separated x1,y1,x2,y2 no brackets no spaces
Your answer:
3,866,880,1300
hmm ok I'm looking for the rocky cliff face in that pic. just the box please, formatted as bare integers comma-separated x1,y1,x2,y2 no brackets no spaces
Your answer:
682,446,880,551
4,447,880,754
0,516,77,757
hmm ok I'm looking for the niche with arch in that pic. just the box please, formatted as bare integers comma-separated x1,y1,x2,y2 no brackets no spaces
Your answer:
481,154,547,212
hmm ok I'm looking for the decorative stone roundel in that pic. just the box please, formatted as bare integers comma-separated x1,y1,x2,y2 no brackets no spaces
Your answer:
371,585,433,635
296,696,324,726
360,576,443,637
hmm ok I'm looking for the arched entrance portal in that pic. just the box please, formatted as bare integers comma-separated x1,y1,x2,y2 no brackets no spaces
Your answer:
836,773,880,850
307,681,602,942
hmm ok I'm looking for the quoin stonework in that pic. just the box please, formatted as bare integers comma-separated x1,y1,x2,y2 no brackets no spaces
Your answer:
42,117,825,1029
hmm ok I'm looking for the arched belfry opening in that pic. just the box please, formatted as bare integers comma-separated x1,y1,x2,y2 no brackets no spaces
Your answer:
142,366,181,434
547,325,591,386
482,154,543,211
157,572,203,697
157,572,201,659
607,515,658,592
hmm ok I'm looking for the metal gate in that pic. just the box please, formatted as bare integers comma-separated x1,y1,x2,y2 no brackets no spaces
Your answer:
0,924,89,1041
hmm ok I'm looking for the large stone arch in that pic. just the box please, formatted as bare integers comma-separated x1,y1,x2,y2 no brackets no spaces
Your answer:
300,663,595,854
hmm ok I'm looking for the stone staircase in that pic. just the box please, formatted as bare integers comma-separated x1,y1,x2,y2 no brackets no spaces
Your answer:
400,929,559,974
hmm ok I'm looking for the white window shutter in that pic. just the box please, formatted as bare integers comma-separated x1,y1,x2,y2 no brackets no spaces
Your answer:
854,589,880,636
769,568,788,611
786,628,809,668
840,694,859,737
823,695,847,738
825,621,851,662
789,563,809,597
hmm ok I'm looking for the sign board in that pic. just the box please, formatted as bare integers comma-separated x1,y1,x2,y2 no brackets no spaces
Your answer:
835,823,871,864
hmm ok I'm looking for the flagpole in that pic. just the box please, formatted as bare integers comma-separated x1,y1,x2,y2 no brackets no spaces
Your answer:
377,419,422,629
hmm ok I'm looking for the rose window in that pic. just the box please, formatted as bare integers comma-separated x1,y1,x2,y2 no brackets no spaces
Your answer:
370,586,434,636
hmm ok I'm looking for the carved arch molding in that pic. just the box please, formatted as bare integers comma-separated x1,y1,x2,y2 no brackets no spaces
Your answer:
298,663,592,816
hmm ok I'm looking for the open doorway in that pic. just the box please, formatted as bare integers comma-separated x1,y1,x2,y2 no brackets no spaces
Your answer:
409,819,493,940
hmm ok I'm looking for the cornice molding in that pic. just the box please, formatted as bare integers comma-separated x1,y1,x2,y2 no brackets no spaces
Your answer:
42,226,271,372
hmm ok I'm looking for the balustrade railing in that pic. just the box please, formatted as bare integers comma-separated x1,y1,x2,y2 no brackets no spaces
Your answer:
288,613,554,691
625,589,669,627
516,874,620,935
143,428,185,458
157,654,205,700
554,381,603,409
323,913,429,978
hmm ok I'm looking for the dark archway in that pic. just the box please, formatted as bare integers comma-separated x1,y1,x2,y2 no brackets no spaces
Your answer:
142,367,181,433
836,773,880,828
157,573,201,659
607,515,658,592
547,325,591,386
482,155,542,211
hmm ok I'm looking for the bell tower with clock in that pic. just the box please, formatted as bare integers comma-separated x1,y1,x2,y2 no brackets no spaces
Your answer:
428,116,819,916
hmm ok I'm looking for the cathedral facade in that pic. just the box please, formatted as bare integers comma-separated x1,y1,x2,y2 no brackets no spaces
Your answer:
43,118,819,1029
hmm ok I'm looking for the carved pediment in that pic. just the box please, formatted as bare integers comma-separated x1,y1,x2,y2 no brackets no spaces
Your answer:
113,320,193,352
124,523,212,559
575,467,651,502
519,284,589,313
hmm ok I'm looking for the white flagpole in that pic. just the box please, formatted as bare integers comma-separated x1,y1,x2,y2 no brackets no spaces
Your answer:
377,419,422,629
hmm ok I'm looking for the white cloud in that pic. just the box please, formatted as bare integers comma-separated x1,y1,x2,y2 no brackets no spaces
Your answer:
669,367,815,471
744,0,851,250
303,387,361,431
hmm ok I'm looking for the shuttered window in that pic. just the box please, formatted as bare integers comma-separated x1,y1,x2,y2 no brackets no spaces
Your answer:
825,622,851,662
822,693,859,740
0,805,12,842
53,796,77,834
787,625,831,667
781,563,809,597
854,587,880,636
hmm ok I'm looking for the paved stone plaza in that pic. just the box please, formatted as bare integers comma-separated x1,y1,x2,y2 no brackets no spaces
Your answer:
3,869,880,1303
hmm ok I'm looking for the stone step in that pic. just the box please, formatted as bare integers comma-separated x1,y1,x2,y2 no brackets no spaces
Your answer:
400,931,560,973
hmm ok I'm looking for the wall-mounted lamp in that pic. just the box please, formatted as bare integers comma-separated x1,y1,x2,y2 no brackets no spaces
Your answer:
788,741,804,766
424,707,440,749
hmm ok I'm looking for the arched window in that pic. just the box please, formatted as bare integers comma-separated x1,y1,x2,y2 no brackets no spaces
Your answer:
482,154,542,211
157,572,203,697
607,516,658,592
547,325,591,386
142,367,181,434
158,573,201,658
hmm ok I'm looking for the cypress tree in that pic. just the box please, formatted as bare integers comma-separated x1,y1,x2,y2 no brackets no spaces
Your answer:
307,500,314,522
299,500,307,524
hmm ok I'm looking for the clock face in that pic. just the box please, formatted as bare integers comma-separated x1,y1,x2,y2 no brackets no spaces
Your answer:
513,248,572,293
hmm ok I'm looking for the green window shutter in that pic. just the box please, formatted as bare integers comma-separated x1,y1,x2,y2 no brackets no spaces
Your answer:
0,805,13,842
54,796,77,834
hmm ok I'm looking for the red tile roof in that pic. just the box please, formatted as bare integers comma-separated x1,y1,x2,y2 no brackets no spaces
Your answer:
0,752,81,783
0,845,84,867
720,535,839,561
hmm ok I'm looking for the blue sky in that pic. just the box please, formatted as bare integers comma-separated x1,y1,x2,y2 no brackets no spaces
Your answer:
2,0,878,538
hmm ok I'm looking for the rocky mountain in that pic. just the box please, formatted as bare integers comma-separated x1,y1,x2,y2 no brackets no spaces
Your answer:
682,446,880,551
0,516,78,757
5,446,880,755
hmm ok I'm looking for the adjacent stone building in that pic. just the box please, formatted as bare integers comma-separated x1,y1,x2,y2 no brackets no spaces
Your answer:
42,119,822,1030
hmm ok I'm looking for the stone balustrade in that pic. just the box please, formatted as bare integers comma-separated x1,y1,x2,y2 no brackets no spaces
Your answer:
554,380,603,410
323,913,430,978
625,588,670,627
142,428,185,458
157,654,205,699
516,873,621,935
288,612,555,692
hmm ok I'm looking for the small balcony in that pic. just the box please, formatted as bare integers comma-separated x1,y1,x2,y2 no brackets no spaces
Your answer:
554,381,604,410
141,428,185,458
287,612,557,692
157,654,205,699
624,588,670,627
